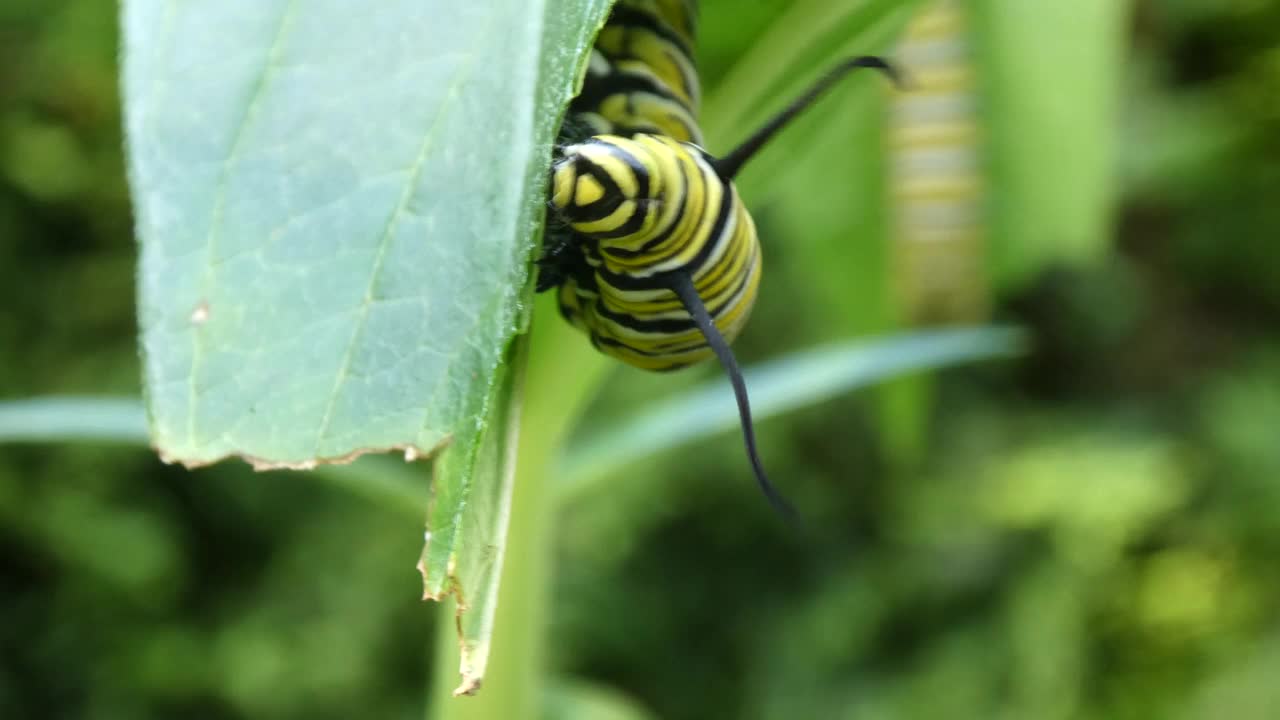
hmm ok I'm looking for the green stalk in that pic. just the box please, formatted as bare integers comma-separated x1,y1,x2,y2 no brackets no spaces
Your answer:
701,0,918,145
431,293,609,719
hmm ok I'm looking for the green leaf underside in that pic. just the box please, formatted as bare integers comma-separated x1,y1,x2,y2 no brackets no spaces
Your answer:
124,1,591,468
558,327,1026,500
124,0,612,695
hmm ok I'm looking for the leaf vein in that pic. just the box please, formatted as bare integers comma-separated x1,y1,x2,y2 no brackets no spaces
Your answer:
310,18,494,455
185,0,300,449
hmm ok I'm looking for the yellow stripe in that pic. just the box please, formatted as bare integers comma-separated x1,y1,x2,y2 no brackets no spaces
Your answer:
906,10,965,40
908,66,976,91
889,122,980,147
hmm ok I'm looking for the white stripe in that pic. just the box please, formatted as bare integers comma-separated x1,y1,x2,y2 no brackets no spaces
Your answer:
891,93,978,126
893,146,980,176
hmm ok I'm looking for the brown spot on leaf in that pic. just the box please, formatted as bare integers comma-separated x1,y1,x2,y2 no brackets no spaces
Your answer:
190,300,210,325
152,436,452,472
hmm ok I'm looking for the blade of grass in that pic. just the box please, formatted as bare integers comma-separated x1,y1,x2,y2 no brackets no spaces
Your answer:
0,396,428,517
701,0,924,148
0,397,149,443
557,327,1025,502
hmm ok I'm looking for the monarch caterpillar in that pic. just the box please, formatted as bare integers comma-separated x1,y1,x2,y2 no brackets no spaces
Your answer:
539,0,901,518
890,0,987,325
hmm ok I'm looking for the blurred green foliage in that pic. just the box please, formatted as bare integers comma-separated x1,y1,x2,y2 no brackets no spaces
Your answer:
4,1,1280,719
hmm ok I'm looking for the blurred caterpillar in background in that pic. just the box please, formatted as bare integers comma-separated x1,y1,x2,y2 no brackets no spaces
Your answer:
537,0,901,518
889,0,988,325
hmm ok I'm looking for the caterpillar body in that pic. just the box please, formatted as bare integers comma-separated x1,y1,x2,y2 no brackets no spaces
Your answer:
890,0,987,324
539,0,900,517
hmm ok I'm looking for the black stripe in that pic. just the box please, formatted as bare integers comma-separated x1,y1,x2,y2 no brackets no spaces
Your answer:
590,244,753,338
556,141,650,223
605,5,695,61
570,195,625,223
594,168,733,291
573,73,691,119
590,212,748,337
587,139,651,205
593,334,698,365
690,208,747,301
604,146,692,260
564,165,625,223
596,4,700,108
612,117,701,144
704,242,757,319
554,161,621,221
591,199,653,240
593,296,695,335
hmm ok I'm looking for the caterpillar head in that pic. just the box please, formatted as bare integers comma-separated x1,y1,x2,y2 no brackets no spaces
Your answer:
549,134,696,240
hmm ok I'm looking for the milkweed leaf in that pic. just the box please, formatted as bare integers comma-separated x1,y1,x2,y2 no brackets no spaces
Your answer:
121,0,612,694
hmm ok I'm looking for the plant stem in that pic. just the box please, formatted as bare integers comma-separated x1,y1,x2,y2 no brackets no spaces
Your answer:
430,293,609,719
